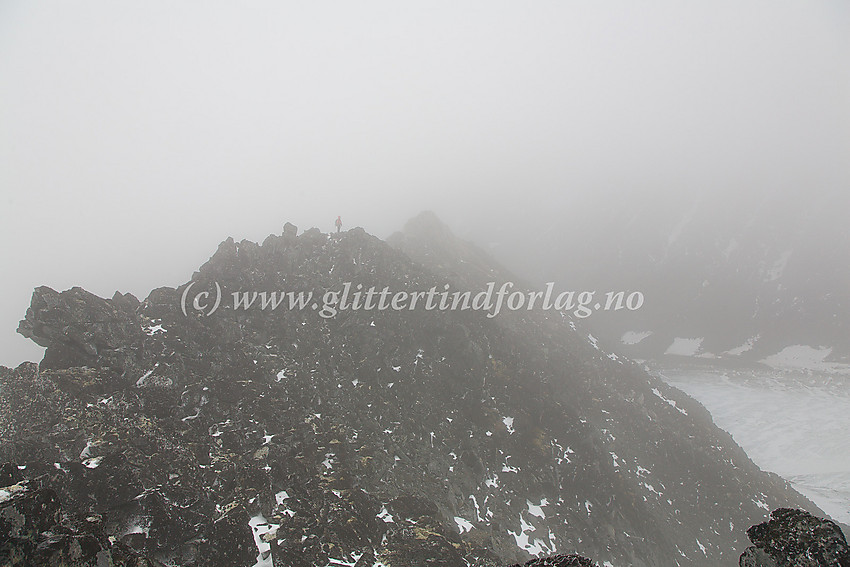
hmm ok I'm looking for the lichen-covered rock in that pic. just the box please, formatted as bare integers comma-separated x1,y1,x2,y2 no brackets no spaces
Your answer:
739,508,850,566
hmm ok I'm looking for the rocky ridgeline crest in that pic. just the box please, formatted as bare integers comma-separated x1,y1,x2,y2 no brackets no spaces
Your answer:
0,215,836,566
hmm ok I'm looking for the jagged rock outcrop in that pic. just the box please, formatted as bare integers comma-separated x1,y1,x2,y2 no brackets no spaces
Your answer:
739,508,850,566
17,286,146,373
0,216,828,566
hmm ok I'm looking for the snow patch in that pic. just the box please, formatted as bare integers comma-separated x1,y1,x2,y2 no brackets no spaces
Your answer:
621,331,653,345
725,335,759,356
249,514,279,567
665,337,703,357
454,516,473,534
377,506,394,523
83,456,104,469
526,499,547,519
651,387,688,415
135,369,155,387
761,345,847,373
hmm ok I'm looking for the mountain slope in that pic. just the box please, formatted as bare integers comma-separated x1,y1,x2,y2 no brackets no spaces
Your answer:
2,218,821,566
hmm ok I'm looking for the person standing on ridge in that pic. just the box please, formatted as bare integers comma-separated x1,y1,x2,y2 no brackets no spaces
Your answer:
335,216,342,233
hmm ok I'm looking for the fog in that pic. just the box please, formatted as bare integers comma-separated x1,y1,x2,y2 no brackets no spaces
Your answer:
1,1,848,367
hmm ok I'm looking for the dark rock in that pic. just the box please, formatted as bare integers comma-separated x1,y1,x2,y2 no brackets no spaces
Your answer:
0,462,23,486
509,555,598,566
283,222,298,237
17,285,147,373
112,290,141,311
0,486,61,541
0,479,160,565
739,508,850,566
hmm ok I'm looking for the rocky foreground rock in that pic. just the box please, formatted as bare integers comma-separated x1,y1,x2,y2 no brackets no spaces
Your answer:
4,476,847,566
0,214,835,566
739,508,850,566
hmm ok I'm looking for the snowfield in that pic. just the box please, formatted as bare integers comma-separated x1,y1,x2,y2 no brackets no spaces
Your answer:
660,365,850,525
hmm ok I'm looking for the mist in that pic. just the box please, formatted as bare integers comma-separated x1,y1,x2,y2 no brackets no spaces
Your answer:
1,1,848,367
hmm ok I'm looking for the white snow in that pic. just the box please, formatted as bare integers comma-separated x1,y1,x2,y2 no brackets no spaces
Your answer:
507,520,557,557
664,337,703,357
662,366,850,524
502,456,519,473
324,552,365,566
123,519,149,536
621,331,653,345
0,484,26,503
377,506,394,523
651,387,688,415
610,452,621,468
135,369,154,387
249,514,279,567
760,345,850,373
469,495,484,522
454,516,473,534
142,323,166,336
502,416,515,434
181,408,201,422
83,456,104,469
725,335,759,356
526,499,547,519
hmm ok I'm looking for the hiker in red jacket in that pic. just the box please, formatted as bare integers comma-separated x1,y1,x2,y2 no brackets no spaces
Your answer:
335,216,342,233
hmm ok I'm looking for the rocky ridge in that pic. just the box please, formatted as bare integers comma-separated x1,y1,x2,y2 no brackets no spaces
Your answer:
0,215,829,566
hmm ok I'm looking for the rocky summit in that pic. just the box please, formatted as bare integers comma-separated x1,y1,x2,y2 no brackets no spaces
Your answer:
739,508,850,567
0,214,831,566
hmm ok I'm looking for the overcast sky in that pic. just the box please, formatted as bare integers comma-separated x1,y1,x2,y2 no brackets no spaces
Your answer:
1,1,848,366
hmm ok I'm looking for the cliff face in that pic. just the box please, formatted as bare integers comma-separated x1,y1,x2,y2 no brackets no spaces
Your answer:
1,217,822,566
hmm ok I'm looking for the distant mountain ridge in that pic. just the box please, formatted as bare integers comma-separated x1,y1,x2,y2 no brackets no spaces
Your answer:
485,191,850,366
